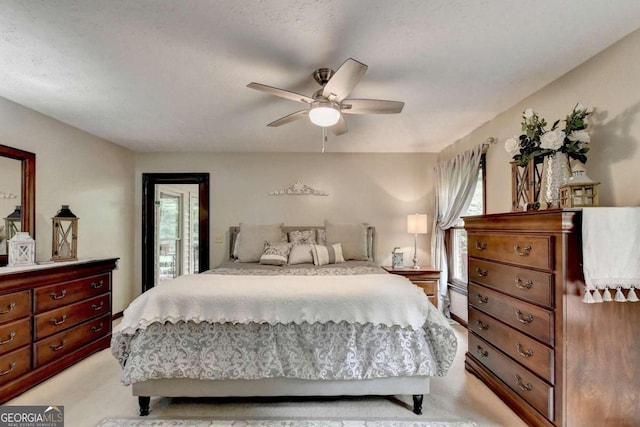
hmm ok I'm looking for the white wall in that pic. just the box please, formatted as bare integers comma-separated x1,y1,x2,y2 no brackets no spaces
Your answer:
442,28,640,323
134,152,438,297
0,97,136,313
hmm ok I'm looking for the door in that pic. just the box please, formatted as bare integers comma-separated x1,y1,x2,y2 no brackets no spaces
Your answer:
142,173,209,292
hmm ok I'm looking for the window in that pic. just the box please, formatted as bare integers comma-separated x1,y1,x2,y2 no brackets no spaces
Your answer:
447,155,485,294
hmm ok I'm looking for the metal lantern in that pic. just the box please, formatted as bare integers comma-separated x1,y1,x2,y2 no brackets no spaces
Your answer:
51,205,79,262
4,205,21,242
8,232,35,267
559,164,600,208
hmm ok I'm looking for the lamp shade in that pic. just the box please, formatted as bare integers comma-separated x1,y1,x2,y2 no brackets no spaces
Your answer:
407,214,428,234
309,101,340,127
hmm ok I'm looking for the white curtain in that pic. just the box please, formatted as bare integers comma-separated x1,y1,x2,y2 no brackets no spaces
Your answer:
432,144,484,314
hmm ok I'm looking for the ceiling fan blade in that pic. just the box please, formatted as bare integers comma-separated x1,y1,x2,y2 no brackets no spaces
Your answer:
267,110,308,127
340,99,404,114
329,115,348,136
247,82,313,104
322,58,368,102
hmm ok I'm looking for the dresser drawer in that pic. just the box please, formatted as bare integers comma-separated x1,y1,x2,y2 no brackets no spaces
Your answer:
33,314,111,367
468,233,553,270
469,307,554,383
469,333,554,421
0,290,30,324
469,259,554,308
0,346,31,386
469,283,554,345
0,318,31,356
34,293,110,340
34,273,110,313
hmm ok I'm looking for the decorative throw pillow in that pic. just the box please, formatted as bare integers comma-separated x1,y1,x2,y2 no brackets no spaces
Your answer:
259,242,293,266
311,243,345,266
324,220,369,261
235,223,285,262
316,229,326,246
288,244,314,265
288,229,317,245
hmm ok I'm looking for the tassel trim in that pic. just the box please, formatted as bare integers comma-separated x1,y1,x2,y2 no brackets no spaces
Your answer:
583,285,639,303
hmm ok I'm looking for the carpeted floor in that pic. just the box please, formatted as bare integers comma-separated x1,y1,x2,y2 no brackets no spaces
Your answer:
96,419,477,427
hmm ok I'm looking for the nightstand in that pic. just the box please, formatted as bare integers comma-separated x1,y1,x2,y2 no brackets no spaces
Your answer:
382,266,440,308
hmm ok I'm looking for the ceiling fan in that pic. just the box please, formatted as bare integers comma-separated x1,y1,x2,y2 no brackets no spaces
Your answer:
247,58,404,136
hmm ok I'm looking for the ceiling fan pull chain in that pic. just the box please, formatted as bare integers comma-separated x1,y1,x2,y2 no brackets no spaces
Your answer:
322,127,327,153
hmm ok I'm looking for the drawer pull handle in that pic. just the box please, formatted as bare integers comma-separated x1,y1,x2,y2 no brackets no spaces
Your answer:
49,315,67,326
475,241,487,250
515,277,534,290
476,345,488,358
0,302,16,315
515,310,534,324
91,301,104,311
514,244,532,256
475,320,489,331
515,343,534,358
515,374,533,392
0,361,16,376
90,280,104,289
477,294,489,304
0,331,16,345
91,323,104,333
475,267,488,277
49,339,66,352
49,290,67,300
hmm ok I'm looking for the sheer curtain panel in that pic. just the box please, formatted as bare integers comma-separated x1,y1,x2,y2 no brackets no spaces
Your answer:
432,144,484,314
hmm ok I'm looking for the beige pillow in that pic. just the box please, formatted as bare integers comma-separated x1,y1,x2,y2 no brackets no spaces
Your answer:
235,223,285,262
288,244,314,265
324,220,369,261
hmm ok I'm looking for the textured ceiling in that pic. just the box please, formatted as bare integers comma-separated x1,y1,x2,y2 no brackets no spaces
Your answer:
1,1,639,153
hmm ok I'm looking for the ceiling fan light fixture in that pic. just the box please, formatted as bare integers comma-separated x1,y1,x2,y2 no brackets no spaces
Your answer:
309,101,340,127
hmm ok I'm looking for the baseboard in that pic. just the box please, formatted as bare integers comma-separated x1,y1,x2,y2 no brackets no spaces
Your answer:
450,312,467,327
112,311,123,320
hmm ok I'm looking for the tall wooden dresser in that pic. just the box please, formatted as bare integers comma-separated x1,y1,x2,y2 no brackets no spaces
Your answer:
0,258,118,403
464,210,639,427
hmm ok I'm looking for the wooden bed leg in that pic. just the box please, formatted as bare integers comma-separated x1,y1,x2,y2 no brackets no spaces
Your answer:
412,394,423,415
138,396,150,416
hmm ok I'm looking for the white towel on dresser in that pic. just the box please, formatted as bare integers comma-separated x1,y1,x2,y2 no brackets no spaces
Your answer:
581,207,640,303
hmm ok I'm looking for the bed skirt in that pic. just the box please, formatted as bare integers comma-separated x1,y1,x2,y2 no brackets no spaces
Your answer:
131,375,430,397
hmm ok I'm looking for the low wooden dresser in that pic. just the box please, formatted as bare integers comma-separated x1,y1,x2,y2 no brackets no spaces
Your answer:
382,266,440,308
0,258,118,403
464,210,639,427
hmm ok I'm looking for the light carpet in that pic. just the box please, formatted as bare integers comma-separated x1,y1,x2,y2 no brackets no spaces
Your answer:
96,419,477,427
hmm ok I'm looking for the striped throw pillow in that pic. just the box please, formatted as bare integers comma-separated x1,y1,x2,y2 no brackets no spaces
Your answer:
311,243,345,266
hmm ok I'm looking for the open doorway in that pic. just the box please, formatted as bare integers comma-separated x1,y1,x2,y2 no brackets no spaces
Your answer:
156,184,200,284
142,173,209,292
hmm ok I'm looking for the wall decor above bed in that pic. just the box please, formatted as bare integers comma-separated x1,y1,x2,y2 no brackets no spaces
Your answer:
269,180,328,196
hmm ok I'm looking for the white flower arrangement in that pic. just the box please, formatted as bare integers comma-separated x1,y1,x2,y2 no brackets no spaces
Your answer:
506,103,592,166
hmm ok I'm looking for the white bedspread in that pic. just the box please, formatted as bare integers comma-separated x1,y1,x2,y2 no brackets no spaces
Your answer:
116,273,430,335
582,207,640,302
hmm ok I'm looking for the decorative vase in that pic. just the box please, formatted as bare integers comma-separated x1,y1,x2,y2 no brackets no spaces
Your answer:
538,152,571,207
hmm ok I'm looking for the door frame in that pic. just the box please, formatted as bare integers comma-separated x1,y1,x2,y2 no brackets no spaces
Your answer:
142,173,209,292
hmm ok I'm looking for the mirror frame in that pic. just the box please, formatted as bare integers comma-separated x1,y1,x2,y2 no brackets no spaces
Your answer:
0,144,36,267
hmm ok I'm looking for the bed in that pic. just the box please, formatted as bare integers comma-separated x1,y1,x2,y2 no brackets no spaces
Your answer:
111,223,457,415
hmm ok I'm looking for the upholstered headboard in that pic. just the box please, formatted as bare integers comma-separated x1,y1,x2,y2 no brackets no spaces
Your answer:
229,225,376,262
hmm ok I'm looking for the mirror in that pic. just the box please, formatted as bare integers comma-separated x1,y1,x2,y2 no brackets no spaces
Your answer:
0,144,35,267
